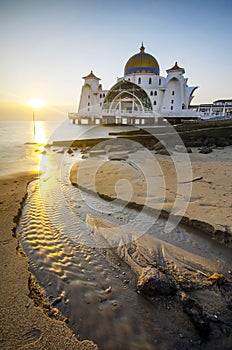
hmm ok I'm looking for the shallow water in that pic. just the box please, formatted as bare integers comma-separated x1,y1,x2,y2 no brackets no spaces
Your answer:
16,149,232,349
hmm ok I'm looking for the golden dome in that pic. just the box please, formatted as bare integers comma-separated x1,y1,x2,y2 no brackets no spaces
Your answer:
124,44,160,75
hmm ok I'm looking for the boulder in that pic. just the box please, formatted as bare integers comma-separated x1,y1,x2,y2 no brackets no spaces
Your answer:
156,149,173,156
137,268,177,296
67,148,73,154
108,153,128,161
174,145,192,153
152,141,166,151
199,146,213,154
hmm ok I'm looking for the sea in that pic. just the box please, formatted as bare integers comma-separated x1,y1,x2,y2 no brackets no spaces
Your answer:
0,119,134,177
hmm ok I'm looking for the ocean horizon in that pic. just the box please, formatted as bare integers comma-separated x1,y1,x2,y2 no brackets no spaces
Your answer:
0,119,135,177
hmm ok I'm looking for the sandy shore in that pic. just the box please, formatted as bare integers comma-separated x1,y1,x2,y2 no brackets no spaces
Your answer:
70,145,232,247
0,172,97,350
69,143,232,347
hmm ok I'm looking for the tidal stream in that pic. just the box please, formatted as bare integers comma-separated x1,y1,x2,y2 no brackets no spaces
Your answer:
16,150,232,349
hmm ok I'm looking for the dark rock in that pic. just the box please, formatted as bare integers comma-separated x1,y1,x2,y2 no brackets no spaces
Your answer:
203,137,216,147
183,297,210,339
67,148,73,154
215,139,231,147
137,268,177,296
152,141,166,151
156,148,173,156
199,146,213,154
174,145,192,153
108,153,128,161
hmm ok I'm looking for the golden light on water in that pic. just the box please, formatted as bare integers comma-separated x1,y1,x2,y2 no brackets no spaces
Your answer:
34,121,47,144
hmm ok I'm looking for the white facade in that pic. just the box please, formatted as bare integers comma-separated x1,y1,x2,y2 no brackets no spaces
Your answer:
69,45,199,124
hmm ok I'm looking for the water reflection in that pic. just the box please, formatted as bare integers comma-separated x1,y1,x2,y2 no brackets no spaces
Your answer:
34,121,47,144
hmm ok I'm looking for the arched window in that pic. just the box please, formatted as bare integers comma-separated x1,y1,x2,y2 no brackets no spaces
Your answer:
138,77,141,84
171,106,173,110
103,94,105,98
171,100,174,104
159,79,161,85
182,104,185,109
172,91,175,96
154,91,157,96
149,78,152,84
150,91,153,96
100,93,102,98
154,101,157,105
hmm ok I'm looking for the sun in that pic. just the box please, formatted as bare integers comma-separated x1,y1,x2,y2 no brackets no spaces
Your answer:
27,98,45,109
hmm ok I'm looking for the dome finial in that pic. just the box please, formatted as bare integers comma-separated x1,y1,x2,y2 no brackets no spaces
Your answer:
140,42,145,53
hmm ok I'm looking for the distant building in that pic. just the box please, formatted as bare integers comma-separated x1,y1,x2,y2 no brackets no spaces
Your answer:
68,44,200,125
190,99,232,119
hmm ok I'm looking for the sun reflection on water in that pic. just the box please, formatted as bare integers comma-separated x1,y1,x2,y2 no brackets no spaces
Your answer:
34,121,47,144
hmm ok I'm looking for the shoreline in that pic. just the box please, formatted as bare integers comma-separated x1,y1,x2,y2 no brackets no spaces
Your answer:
0,171,97,350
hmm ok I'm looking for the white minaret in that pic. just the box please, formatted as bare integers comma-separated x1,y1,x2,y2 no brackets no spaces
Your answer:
78,70,102,117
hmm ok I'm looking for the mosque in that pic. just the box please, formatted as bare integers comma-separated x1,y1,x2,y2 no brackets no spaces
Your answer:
68,44,199,125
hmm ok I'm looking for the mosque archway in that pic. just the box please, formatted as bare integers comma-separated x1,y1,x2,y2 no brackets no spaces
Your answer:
102,80,152,114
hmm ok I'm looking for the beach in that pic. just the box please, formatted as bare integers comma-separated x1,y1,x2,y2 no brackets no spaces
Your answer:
70,141,232,348
71,145,232,244
0,171,97,350
1,120,232,349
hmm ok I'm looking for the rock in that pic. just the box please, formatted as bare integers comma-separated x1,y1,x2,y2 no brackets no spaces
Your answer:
183,297,210,339
153,141,166,151
215,138,231,147
174,145,192,153
67,148,73,154
89,150,106,157
136,268,177,296
203,137,216,147
108,153,128,161
199,146,213,154
156,148,173,156
208,273,227,286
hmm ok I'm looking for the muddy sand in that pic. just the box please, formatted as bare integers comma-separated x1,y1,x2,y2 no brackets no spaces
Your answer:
0,172,97,350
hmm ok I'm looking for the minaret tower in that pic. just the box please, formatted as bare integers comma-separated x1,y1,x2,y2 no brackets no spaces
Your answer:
78,70,102,116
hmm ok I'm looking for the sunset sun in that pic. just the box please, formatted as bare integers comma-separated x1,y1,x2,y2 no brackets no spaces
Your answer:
27,98,45,109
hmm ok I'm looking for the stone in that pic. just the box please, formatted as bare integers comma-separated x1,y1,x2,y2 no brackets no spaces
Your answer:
183,297,210,339
89,150,106,157
153,141,166,151
199,146,213,154
67,148,73,154
136,268,177,296
108,153,128,161
174,145,192,153
156,148,173,156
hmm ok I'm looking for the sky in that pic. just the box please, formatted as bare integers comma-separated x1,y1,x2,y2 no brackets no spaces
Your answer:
0,0,232,120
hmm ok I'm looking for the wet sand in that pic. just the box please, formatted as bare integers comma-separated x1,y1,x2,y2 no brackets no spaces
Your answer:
0,172,97,350
70,145,232,246
69,144,232,348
